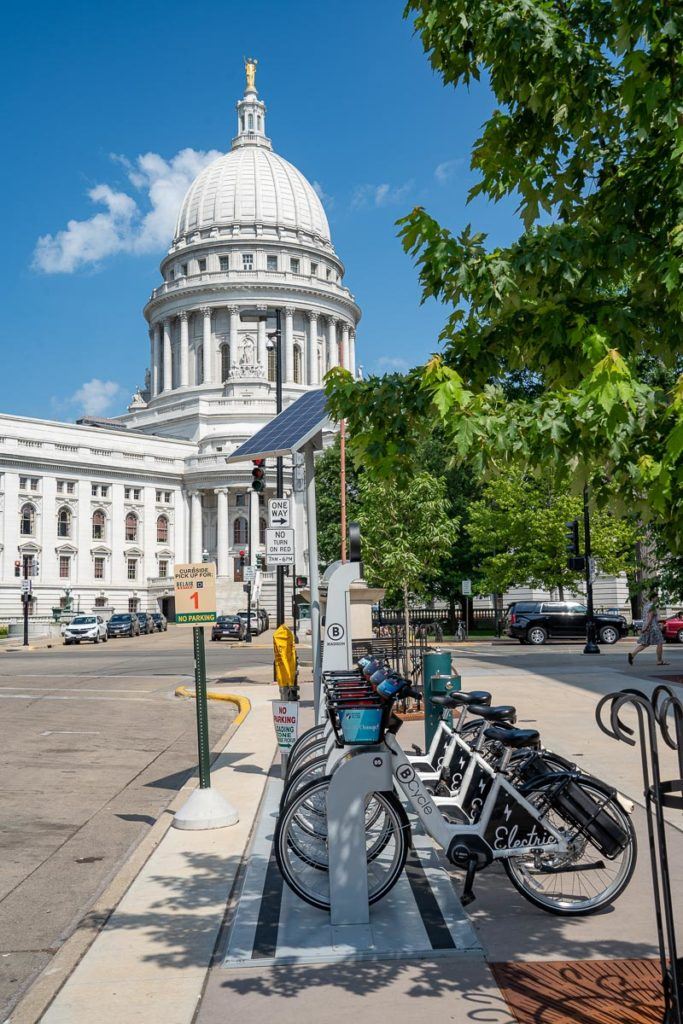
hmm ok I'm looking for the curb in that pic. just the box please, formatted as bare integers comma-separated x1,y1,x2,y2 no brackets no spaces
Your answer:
7,695,251,1024
174,686,251,725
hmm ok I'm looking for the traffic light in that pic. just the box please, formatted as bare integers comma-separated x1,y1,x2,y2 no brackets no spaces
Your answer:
565,520,580,556
251,458,266,493
295,575,307,588
239,549,246,570
255,553,264,570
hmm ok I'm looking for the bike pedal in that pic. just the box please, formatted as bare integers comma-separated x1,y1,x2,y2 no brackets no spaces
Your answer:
411,743,423,756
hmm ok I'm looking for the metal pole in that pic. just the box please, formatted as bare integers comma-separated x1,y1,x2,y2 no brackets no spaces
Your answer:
275,309,285,628
340,420,347,563
23,557,29,647
192,626,211,788
583,484,600,655
304,442,322,717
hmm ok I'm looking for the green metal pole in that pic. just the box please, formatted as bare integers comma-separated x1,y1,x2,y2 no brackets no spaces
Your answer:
193,626,211,788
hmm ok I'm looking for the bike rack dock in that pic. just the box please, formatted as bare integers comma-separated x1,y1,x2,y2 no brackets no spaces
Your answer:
220,777,482,968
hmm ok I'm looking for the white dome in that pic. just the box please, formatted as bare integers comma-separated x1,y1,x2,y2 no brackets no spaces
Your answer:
174,146,330,244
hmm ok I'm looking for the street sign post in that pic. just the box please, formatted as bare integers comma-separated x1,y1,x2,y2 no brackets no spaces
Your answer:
268,498,291,528
172,562,237,831
461,579,472,596
243,566,255,583
266,528,295,565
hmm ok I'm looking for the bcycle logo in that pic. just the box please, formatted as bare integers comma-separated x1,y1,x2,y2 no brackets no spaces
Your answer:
326,622,345,644
394,763,432,814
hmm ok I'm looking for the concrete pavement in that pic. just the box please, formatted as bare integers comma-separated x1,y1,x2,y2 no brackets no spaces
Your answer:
7,639,683,1023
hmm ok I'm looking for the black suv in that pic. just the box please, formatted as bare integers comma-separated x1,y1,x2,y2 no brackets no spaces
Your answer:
506,601,628,646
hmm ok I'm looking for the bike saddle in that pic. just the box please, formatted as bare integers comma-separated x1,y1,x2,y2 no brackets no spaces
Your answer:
430,690,492,709
468,704,517,724
483,725,540,750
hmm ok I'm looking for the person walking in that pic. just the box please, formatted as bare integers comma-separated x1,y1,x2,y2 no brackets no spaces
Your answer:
628,590,668,666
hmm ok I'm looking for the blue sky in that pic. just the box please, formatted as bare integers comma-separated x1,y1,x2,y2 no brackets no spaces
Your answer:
0,0,521,420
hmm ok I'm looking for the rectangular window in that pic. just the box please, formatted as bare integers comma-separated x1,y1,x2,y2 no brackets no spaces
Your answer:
30,478,39,491
67,481,75,494
219,256,229,272
94,556,105,580
156,490,162,501
326,268,331,280
19,476,27,489
100,485,109,497
92,483,98,496
267,255,278,271
242,253,254,271
290,258,300,274
94,596,107,608
57,480,64,493
198,258,206,272
134,488,141,500
180,263,188,276
59,555,70,579
127,558,137,581
168,269,174,281
158,560,168,578
164,491,172,503
128,597,140,613
235,493,247,507
311,262,318,276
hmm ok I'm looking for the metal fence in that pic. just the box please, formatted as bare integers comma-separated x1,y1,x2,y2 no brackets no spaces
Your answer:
352,625,431,684
372,606,501,634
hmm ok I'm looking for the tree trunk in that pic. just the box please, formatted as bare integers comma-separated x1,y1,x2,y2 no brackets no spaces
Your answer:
403,583,412,678
558,584,565,600
448,594,457,635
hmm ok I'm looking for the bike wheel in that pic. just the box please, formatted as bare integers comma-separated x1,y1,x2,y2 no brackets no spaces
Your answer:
281,773,389,862
286,735,328,779
274,776,410,910
503,777,636,915
287,724,327,773
280,754,328,810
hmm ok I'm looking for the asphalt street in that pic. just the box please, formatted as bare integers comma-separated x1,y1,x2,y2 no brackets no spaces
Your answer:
0,626,288,1020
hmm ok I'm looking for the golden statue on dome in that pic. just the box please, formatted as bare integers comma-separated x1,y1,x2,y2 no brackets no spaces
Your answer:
245,57,258,89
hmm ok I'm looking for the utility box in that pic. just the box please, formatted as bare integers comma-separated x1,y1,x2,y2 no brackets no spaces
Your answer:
422,650,461,749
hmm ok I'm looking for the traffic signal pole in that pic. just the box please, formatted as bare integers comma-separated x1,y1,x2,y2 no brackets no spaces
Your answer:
274,308,285,628
582,485,600,655
22,557,29,647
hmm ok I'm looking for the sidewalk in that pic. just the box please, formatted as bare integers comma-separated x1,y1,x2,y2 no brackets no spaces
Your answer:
11,646,682,1023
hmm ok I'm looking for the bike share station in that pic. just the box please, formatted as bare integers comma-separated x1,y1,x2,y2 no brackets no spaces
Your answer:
220,390,480,967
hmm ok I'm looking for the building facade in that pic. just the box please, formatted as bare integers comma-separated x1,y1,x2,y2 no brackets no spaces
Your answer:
0,64,360,622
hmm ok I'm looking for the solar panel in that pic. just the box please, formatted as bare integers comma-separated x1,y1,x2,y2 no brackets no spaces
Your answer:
226,389,331,463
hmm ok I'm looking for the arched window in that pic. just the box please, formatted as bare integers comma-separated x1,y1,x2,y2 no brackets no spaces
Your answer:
293,344,303,384
221,344,231,382
125,512,138,542
268,347,276,382
92,509,106,540
248,113,254,130
257,114,262,131
233,517,248,545
157,514,169,544
259,517,267,544
57,506,72,538
20,503,35,536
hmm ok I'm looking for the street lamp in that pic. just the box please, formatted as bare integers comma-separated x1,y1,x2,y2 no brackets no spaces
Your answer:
239,307,285,628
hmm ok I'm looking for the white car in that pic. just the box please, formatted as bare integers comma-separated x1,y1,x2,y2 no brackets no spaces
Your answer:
63,615,108,645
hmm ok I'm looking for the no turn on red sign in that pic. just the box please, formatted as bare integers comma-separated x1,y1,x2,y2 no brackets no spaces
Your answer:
266,528,295,565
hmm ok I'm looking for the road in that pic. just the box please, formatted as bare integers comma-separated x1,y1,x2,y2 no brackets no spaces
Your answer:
0,626,289,1020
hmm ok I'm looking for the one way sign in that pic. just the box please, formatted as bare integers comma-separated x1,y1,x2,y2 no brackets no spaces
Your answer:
268,498,291,528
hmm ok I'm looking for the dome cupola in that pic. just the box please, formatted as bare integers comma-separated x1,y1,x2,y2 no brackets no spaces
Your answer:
232,58,270,150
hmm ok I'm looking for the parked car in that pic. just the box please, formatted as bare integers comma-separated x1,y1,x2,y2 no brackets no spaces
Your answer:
664,612,683,644
150,612,168,632
506,600,628,646
211,615,247,642
63,615,108,645
107,613,141,638
259,608,270,631
135,611,155,635
237,609,264,635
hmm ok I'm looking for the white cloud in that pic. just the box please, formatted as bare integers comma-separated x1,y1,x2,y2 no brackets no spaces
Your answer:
350,181,413,210
374,356,412,373
312,179,334,209
32,148,222,274
435,158,465,184
67,379,124,417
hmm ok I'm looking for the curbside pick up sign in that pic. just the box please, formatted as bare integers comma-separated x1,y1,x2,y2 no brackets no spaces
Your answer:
174,563,217,625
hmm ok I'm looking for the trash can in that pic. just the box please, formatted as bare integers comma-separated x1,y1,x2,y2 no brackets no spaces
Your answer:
422,650,461,749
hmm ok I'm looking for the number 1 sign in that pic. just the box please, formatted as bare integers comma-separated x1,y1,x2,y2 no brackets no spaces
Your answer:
174,563,217,625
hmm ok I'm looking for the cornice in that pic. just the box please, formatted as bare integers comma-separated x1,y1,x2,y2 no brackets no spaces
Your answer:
144,281,361,325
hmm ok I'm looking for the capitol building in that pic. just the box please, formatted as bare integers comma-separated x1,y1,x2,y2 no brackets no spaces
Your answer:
0,63,360,623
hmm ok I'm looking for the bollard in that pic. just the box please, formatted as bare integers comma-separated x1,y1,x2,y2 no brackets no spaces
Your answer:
422,650,461,748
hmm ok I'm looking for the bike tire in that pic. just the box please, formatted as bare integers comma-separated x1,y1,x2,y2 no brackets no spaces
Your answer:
274,776,410,910
503,776,636,915
287,724,327,771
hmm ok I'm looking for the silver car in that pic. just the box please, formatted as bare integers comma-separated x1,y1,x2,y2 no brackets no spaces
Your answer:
63,615,108,645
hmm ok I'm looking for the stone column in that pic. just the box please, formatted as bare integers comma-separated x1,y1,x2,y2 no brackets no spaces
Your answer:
190,491,203,563
162,319,173,392
349,329,356,377
149,326,159,397
257,305,268,374
201,307,213,385
341,322,350,370
179,311,189,387
228,305,240,378
327,316,338,370
284,306,295,383
249,488,260,565
307,312,319,386
215,488,229,577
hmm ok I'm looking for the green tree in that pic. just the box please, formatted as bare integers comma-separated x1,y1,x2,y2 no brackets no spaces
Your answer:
466,472,637,595
357,472,458,668
326,1,683,551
